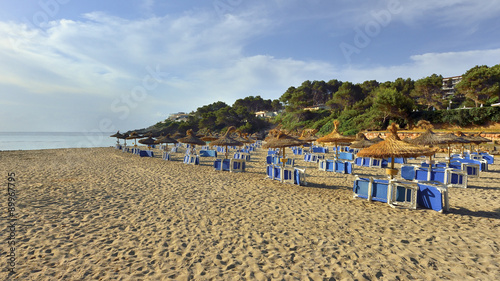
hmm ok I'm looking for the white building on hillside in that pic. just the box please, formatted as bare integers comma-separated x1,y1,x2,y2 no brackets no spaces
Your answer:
168,112,190,122
442,76,462,97
255,111,278,118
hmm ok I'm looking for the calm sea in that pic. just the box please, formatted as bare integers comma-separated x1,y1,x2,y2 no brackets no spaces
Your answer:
0,132,118,151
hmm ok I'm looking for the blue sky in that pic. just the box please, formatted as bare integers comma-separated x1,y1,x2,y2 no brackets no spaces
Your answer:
1,0,499,132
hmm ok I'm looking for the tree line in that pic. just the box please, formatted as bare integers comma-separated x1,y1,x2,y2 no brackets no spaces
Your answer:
150,64,500,136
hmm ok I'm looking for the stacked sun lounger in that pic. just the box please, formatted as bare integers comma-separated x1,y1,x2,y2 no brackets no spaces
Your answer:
183,154,199,165
266,164,306,185
318,159,353,174
213,159,245,172
303,153,324,163
138,150,154,157
233,152,250,161
266,156,294,166
401,165,468,188
199,150,217,157
311,146,329,153
353,176,449,212
162,151,171,161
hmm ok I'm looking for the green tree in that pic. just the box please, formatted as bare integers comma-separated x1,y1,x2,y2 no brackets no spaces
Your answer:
326,79,343,94
373,87,414,125
456,65,500,107
327,82,364,109
310,80,331,106
270,99,283,112
233,96,273,113
195,101,229,117
411,74,443,110
359,80,380,97
279,81,317,110
392,77,415,97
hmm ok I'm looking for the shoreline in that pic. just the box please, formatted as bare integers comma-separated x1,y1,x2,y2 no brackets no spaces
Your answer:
1,147,499,280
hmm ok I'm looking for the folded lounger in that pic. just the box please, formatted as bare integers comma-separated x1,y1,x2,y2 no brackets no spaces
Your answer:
183,154,199,165
267,164,306,185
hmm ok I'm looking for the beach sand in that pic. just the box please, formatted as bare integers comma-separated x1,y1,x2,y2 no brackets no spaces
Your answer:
1,147,499,280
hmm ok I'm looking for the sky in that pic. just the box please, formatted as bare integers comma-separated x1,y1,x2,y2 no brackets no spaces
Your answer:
0,0,499,132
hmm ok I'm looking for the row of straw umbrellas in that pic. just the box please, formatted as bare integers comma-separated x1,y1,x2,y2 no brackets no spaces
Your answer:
112,122,491,180
111,127,258,159
262,120,491,179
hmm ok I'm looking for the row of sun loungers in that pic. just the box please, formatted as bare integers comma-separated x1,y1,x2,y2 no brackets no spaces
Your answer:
119,146,156,157
115,144,493,214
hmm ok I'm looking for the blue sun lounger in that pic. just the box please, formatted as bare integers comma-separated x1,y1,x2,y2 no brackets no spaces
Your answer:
183,154,199,165
353,176,449,212
266,164,306,185
139,150,154,157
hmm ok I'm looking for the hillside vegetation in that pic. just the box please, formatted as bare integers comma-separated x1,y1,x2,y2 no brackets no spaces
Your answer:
145,64,500,136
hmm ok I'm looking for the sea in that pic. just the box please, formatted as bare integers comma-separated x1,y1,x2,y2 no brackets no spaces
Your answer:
0,132,118,151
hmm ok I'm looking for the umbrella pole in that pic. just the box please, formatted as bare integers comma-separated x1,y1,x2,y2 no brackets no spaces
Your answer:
335,143,338,161
428,155,433,181
389,158,395,180
282,147,286,183
448,144,451,167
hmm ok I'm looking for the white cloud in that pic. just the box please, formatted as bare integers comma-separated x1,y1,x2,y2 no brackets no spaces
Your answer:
0,4,498,132
339,48,500,83
386,0,500,27
0,10,324,131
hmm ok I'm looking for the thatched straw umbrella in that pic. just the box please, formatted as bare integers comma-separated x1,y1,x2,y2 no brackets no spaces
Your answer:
171,131,186,140
232,131,246,143
467,132,491,153
201,129,219,143
242,133,256,144
357,123,437,179
263,131,306,182
144,131,161,138
110,131,123,145
126,131,142,147
262,131,306,159
455,131,489,155
349,132,376,149
370,134,384,144
299,130,317,150
178,130,206,154
155,134,178,152
436,133,470,163
138,136,157,150
401,136,413,142
210,127,243,159
406,129,449,146
233,131,252,149
316,120,356,160
117,133,129,146
406,128,453,167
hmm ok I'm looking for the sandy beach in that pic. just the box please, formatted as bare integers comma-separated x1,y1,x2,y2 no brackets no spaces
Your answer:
1,146,499,280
